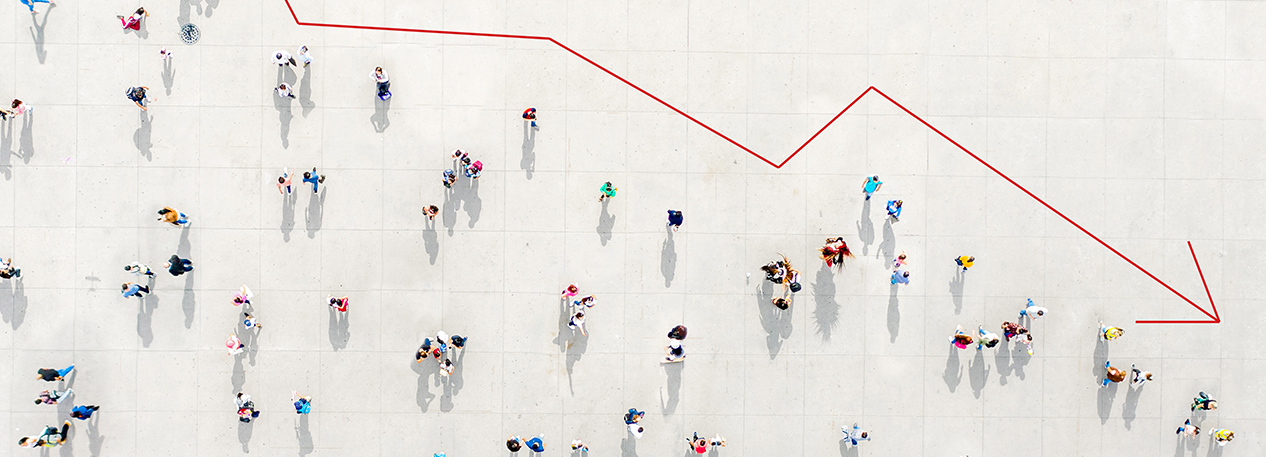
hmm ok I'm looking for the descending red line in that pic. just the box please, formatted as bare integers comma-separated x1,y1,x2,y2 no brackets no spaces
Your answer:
282,0,1219,323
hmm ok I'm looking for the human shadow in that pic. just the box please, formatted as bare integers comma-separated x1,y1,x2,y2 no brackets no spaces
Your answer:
755,281,791,358
204,0,220,16
949,270,964,314
20,111,36,163
305,190,325,238
422,221,439,264
370,97,391,132
1011,340,1031,379
275,67,297,148
134,111,153,161
0,119,13,179
86,417,104,456
238,420,253,453
812,263,839,341
230,355,246,394
886,283,899,342
328,308,349,350
660,359,682,415
621,434,638,457
520,121,536,179
994,339,1014,385
1,278,28,329
280,190,296,242
161,57,175,95
838,438,859,457
181,272,195,328
942,343,962,392
565,331,589,394
296,414,313,457
660,227,676,287
461,179,482,228
596,200,615,246
1122,380,1143,429
856,199,874,256
551,297,572,353
411,359,438,411
1097,378,1120,424
298,67,314,117
136,292,157,347
877,219,895,260
29,4,54,64
968,348,990,398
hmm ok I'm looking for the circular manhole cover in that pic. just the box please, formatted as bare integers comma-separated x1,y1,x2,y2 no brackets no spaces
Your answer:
179,23,200,44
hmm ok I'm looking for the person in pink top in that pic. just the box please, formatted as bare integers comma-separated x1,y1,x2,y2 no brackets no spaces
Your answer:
11,99,31,116
277,168,293,194
117,7,148,30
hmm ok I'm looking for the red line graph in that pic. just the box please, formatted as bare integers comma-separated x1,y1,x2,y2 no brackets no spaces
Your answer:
282,0,1219,324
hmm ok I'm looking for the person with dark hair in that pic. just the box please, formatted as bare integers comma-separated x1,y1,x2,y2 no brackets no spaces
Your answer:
165,254,194,276
121,282,149,298
976,325,1000,349
1191,391,1218,411
370,67,391,99
36,365,73,382
118,7,148,30
70,405,100,420
34,389,72,405
667,210,683,231
423,205,439,221
126,86,150,110
525,434,545,453
303,167,325,193
663,341,685,363
772,297,790,310
522,107,537,128
506,435,524,452
598,182,617,202
667,325,687,340
950,325,974,349
1102,361,1127,387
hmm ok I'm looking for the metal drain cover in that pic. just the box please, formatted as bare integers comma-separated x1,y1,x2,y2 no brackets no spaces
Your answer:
179,23,200,44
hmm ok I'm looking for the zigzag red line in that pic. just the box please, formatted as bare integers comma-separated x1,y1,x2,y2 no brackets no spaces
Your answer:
282,0,1218,323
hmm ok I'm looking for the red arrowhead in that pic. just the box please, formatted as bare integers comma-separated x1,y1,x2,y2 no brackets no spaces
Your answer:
282,0,1221,323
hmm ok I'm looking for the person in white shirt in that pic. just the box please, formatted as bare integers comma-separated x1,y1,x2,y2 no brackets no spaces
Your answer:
276,83,295,99
296,46,313,67
1019,298,1047,321
272,50,295,67
842,424,870,445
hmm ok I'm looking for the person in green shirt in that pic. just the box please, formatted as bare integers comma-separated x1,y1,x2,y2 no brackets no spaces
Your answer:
599,182,618,202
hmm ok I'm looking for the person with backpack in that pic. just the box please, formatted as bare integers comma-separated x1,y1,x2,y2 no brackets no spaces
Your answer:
667,210,684,231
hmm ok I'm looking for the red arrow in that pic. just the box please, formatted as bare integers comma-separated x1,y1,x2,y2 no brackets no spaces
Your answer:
282,0,1220,323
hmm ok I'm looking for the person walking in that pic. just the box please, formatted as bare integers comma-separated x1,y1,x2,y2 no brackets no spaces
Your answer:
598,182,617,202
70,405,100,420
449,334,467,350
525,434,546,453
11,99,31,116
568,310,587,336
165,254,194,276
159,47,173,60
687,433,709,454
561,284,579,299
667,325,687,340
1175,419,1200,438
226,333,244,355
663,341,685,363
277,168,293,194
415,339,434,363
371,67,391,99
34,388,72,405
570,439,589,452
1099,321,1124,341
1211,428,1234,446
124,262,154,277
439,358,455,376
667,210,683,231
117,7,148,31
886,199,902,221
423,205,439,221
506,435,524,452
327,295,349,312
157,206,190,227
1102,361,1126,386
891,268,910,285
232,284,253,307
1129,364,1153,386
624,408,645,426
291,391,312,414
843,425,871,445
771,296,791,310
271,50,296,67
464,160,483,179
1019,298,1046,320
237,396,261,423
441,169,457,188
976,325,1000,349
954,255,974,271
861,175,883,200
20,0,52,14
276,83,295,99
36,365,74,382
303,167,325,193
1191,391,1218,411
0,105,14,121
950,325,974,349
0,258,21,279
296,46,313,67
126,86,150,111
1000,321,1028,341
893,251,908,268
522,107,537,128
242,312,262,330
573,295,596,309
121,282,149,298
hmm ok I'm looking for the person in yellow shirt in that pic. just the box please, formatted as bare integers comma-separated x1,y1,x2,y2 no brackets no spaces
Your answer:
955,255,975,271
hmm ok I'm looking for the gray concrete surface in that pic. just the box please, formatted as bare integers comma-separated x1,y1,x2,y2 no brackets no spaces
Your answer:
0,0,1263,455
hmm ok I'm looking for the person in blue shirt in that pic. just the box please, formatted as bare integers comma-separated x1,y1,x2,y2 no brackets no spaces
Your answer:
667,210,683,231
70,405,100,420
886,200,902,221
525,434,546,453
292,392,312,414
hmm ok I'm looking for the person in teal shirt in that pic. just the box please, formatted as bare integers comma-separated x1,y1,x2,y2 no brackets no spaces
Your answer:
862,175,883,200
